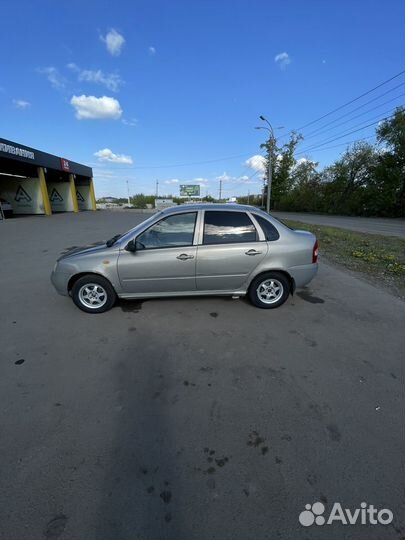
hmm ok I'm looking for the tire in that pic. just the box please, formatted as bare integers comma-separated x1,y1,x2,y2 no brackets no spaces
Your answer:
248,271,290,309
71,275,116,314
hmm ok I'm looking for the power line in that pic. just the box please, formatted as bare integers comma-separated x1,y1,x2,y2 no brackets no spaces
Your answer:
92,74,405,175
294,70,405,132
302,90,405,141
296,112,394,155
299,106,403,148
114,152,253,170
295,135,377,156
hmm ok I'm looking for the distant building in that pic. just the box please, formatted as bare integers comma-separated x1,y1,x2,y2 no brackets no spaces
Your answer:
0,137,95,215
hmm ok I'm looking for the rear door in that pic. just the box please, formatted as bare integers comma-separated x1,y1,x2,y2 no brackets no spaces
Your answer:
118,211,199,293
196,210,267,291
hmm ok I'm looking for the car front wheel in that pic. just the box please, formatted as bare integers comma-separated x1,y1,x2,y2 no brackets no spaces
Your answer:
248,272,290,309
71,275,116,313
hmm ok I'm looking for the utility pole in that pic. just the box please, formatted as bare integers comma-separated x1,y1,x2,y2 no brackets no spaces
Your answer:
261,178,265,208
255,116,283,213
219,179,222,201
126,180,131,206
247,190,250,204
155,180,159,198
266,150,272,214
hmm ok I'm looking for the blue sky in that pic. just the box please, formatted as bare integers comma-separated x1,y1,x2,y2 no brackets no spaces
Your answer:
0,0,404,199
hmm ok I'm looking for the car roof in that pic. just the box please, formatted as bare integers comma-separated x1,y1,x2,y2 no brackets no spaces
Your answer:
161,203,265,214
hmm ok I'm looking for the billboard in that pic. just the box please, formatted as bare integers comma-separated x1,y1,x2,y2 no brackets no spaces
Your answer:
180,184,200,197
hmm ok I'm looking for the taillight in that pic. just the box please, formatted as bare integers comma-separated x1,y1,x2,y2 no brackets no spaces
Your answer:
312,239,319,263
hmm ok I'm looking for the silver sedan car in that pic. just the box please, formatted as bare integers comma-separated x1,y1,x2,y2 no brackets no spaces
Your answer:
51,204,318,313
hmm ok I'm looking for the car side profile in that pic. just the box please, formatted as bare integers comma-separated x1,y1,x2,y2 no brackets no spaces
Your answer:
51,204,318,313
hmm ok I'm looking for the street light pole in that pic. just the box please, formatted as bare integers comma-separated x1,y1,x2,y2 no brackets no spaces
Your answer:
259,116,274,214
255,116,283,213
266,147,272,214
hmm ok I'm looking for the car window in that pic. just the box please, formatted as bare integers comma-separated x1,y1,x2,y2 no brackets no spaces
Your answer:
203,211,258,245
136,212,197,249
254,215,280,241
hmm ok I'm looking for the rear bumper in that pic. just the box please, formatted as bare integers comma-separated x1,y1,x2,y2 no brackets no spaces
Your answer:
288,263,318,288
51,270,70,296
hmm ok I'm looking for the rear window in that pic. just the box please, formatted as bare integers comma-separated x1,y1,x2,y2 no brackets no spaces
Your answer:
203,211,258,245
254,215,280,241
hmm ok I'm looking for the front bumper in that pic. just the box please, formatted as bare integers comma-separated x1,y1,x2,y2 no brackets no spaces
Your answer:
288,263,318,288
50,270,70,296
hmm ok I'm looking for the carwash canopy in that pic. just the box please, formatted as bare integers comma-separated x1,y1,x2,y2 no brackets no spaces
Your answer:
0,137,96,215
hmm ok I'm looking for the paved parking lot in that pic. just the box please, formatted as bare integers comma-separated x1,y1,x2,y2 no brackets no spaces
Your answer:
0,211,404,540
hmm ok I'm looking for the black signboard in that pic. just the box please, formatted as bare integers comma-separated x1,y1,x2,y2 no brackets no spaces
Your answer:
0,137,93,177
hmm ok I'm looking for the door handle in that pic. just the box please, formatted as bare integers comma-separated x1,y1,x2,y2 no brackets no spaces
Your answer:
245,249,262,256
176,253,194,260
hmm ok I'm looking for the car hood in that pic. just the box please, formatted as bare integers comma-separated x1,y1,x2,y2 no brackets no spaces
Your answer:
58,242,107,261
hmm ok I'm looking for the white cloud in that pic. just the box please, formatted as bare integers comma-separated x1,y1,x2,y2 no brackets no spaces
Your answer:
122,117,138,127
245,155,266,174
164,179,179,185
193,177,209,186
94,148,133,164
13,99,31,109
67,63,123,92
38,67,66,88
274,52,291,69
216,172,259,186
101,29,125,56
70,95,123,120
292,157,316,171
148,46,156,55
234,175,260,185
216,172,232,183
79,69,122,92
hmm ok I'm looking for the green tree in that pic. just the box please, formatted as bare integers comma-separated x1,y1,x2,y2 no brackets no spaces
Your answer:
279,159,322,212
236,194,262,206
374,107,405,217
131,193,148,208
260,132,303,210
320,142,378,215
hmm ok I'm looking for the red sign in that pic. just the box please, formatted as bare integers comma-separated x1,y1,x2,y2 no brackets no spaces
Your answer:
60,158,70,172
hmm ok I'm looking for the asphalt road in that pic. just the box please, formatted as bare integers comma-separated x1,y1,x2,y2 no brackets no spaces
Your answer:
272,212,405,238
0,211,404,540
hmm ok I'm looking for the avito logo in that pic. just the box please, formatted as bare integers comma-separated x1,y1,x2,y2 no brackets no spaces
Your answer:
14,185,32,203
299,501,393,527
50,188,63,202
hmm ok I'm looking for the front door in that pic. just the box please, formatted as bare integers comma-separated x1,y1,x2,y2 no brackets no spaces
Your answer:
118,211,198,293
196,210,267,291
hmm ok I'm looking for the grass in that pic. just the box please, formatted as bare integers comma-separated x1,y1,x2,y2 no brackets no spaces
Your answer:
282,219,405,298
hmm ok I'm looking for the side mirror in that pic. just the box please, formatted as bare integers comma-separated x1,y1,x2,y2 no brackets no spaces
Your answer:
125,239,136,252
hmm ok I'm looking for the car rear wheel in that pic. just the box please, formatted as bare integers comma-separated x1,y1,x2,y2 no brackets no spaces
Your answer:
71,275,116,313
249,272,290,309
